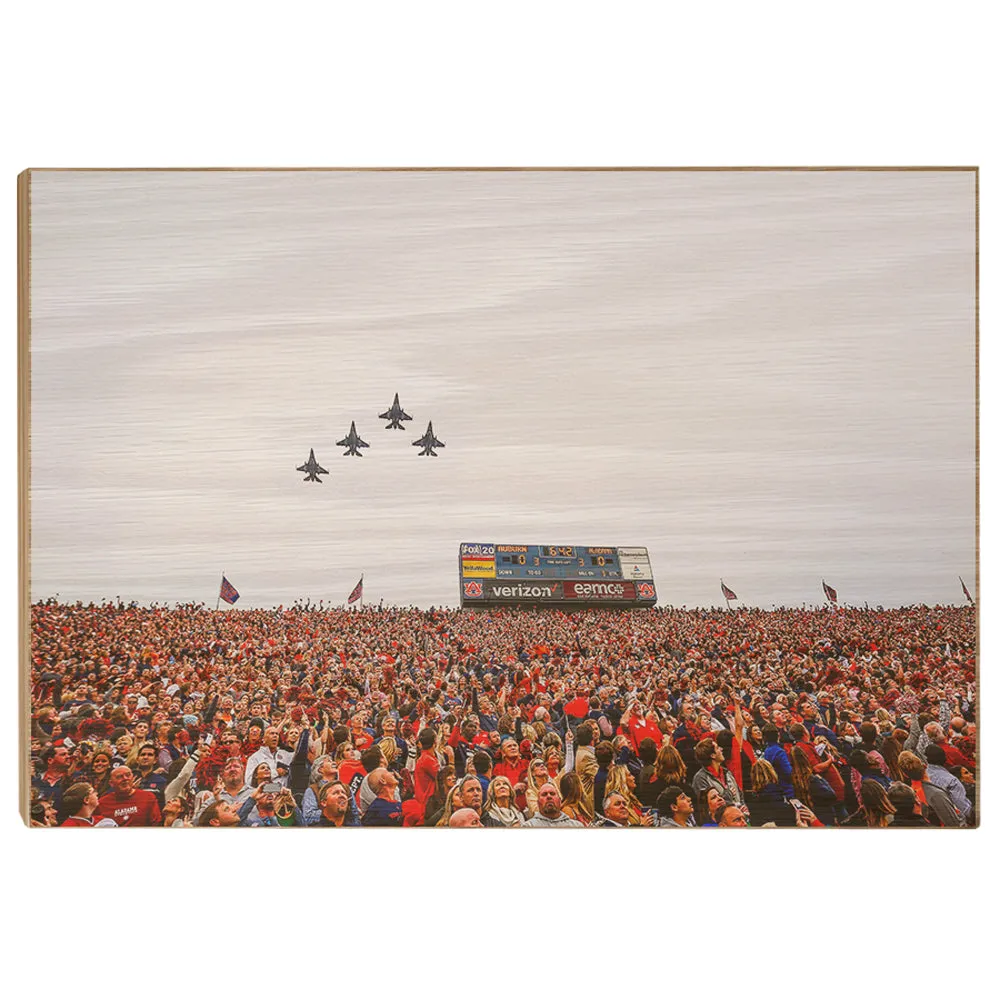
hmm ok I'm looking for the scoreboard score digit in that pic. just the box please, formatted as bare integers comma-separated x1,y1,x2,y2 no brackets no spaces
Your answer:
459,543,656,607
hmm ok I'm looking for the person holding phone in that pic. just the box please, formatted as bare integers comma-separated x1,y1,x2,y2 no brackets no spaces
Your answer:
237,781,284,827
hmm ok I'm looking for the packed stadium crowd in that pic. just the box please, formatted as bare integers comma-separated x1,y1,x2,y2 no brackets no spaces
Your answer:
28,598,977,829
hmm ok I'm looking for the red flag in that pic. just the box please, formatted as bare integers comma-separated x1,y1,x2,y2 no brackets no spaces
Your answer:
347,576,363,604
721,581,738,601
823,580,838,604
960,576,974,605
219,576,240,605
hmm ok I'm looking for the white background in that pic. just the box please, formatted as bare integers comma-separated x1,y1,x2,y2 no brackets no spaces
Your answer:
4,3,995,998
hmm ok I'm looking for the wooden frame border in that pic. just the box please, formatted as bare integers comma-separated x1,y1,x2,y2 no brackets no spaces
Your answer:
16,166,979,826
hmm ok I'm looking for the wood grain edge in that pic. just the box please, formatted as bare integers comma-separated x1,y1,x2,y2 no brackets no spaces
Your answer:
974,166,980,829
18,169,31,827
18,165,981,173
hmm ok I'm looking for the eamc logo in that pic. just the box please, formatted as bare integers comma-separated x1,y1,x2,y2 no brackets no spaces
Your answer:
637,582,656,600
464,580,484,598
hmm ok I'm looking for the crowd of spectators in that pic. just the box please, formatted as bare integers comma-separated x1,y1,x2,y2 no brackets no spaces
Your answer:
28,598,977,829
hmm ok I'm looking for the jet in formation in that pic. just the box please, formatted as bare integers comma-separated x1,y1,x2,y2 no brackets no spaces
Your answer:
413,421,445,456
378,392,413,429
297,448,329,483
337,420,370,457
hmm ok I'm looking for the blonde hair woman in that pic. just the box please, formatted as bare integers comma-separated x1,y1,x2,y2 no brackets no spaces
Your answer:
483,776,525,827
378,737,399,770
435,783,463,827
124,740,143,769
605,764,644,826
655,743,687,786
558,772,589,824
524,757,551,818
847,779,897,828
874,708,893,736
750,758,779,793
543,745,564,781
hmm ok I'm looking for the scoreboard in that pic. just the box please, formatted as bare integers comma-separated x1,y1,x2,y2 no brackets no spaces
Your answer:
459,543,656,608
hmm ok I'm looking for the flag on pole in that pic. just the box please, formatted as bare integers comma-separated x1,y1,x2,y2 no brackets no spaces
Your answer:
347,576,363,605
721,581,738,601
960,576,974,604
822,580,838,604
219,576,240,605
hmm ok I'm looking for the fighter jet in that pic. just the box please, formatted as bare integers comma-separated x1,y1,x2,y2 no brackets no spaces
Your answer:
378,392,413,429
336,421,370,457
413,421,445,456
296,448,329,483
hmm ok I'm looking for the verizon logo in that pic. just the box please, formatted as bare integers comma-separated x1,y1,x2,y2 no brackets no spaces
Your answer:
491,583,558,598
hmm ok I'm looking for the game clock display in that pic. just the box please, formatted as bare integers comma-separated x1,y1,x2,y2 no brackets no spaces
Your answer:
492,544,623,579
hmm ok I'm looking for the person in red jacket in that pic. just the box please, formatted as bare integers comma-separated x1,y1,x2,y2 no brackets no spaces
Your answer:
924,723,975,772
494,737,530,789
97,766,162,827
617,702,664,752
349,712,374,751
413,728,440,807
790,724,822,768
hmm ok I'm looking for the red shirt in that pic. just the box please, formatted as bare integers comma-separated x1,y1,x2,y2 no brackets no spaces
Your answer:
941,742,975,772
622,717,663,752
494,757,529,787
447,725,490,749
816,755,845,802
794,739,821,769
61,816,96,827
96,789,162,827
351,730,374,751
727,739,757,791
338,759,365,786
414,751,440,806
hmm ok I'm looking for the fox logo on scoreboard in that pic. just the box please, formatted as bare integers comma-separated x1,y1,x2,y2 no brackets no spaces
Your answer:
464,580,484,599
637,582,656,600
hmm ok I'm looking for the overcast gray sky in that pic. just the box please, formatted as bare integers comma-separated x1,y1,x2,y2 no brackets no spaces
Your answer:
28,169,976,609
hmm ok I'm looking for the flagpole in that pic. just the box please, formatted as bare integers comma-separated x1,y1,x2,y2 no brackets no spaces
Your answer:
217,571,223,611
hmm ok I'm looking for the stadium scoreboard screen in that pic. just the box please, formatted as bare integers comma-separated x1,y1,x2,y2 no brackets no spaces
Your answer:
459,543,657,608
